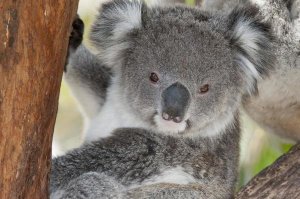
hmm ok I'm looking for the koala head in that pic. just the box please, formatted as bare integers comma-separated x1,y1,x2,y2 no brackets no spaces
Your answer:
90,0,274,137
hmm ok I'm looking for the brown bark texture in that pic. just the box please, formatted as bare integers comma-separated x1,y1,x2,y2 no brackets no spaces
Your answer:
236,143,300,199
0,1,78,198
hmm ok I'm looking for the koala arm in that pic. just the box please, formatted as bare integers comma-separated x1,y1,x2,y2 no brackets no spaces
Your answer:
50,172,125,199
52,179,231,199
50,129,149,194
64,17,112,120
125,183,231,199
51,173,232,199
51,127,239,198
65,44,112,119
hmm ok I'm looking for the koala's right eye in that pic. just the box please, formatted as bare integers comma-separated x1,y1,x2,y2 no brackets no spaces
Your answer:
150,72,159,83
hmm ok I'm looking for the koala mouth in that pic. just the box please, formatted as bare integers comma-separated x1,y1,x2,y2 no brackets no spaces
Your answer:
152,112,191,134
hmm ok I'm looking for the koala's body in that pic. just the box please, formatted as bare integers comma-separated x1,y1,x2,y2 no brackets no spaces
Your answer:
52,0,274,198
51,127,240,199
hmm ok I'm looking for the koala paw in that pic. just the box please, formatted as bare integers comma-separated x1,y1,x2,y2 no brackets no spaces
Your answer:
69,15,84,50
65,15,84,71
69,15,84,49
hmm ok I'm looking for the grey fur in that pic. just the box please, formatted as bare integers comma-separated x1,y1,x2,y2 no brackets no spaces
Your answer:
55,0,275,198
205,0,300,141
65,0,274,141
51,126,240,198
65,45,112,119
243,0,300,141
202,0,247,12
204,0,300,141
50,172,125,199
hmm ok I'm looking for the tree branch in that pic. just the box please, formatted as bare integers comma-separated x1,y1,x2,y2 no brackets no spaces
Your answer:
236,143,300,199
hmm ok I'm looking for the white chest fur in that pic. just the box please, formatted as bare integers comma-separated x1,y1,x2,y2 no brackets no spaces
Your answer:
143,166,197,185
128,166,198,190
84,81,148,142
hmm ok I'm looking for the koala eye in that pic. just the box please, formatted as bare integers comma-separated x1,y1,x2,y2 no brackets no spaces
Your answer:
149,72,159,83
199,84,209,94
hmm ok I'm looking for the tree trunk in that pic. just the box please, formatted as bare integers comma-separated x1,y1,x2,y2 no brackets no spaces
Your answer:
236,143,300,199
0,1,78,198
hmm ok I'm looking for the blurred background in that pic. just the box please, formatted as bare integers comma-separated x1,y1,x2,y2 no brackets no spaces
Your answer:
53,0,294,188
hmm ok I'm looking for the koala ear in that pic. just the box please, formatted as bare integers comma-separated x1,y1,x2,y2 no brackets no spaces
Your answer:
228,6,274,94
90,0,143,67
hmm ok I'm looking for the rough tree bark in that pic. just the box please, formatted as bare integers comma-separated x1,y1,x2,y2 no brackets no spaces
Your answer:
236,143,300,199
0,1,78,198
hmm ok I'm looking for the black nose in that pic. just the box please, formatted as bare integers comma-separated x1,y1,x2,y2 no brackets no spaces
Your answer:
161,82,190,123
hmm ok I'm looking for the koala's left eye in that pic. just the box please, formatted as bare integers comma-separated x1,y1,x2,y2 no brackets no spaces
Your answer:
199,84,209,94
149,72,159,83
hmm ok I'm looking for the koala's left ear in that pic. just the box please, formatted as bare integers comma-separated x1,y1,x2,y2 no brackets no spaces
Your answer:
90,0,143,67
228,5,275,93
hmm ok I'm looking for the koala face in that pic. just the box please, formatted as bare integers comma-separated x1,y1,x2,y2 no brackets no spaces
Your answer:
91,1,273,137
122,24,242,136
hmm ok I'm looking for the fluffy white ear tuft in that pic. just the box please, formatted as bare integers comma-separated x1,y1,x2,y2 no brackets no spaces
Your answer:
90,0,143,67
228,6,274,94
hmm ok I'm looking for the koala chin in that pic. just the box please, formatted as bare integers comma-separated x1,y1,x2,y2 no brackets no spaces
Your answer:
52,0,274,198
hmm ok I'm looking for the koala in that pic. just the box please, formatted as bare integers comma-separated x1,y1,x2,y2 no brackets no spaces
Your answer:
202,0,300,142
65,2,275,143
51,0,274,198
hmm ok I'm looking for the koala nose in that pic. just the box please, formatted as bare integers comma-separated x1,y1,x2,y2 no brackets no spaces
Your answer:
161,82,190,123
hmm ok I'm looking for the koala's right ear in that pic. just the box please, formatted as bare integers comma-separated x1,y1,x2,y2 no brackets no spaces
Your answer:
90,0,143,67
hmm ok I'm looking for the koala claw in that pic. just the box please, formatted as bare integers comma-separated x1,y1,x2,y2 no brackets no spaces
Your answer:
69,15,84,50
65,15,84,71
